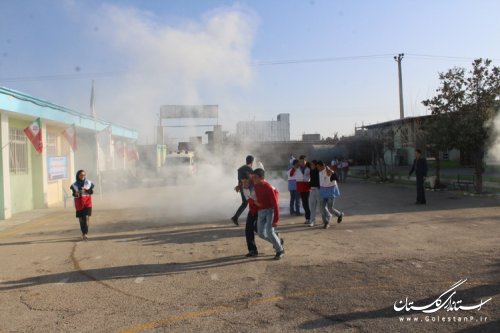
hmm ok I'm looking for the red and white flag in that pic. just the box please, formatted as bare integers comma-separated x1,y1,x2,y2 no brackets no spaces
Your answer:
62,124,77,151
24,118,43,154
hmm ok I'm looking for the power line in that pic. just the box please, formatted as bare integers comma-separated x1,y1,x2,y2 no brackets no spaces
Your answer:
0,54,394,83
406,53,500,62
1,53,499,83
0,70,126,83
252,53,394,66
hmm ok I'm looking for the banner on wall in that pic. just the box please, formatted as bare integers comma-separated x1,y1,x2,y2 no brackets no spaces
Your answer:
47,156,68,181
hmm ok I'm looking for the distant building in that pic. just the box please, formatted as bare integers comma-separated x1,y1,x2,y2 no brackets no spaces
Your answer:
189,136,202,148
236,113,290,142
205,125,227,153
302,133,321,142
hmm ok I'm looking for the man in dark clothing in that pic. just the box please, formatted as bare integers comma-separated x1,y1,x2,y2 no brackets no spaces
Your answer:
231,155,254,225
308,160,321,227
409,149,428,205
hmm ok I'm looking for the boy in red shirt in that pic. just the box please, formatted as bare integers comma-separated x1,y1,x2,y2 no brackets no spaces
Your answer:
252,168,285,260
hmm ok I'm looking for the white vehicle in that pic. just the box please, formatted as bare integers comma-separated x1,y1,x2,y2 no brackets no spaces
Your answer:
161,152,195,183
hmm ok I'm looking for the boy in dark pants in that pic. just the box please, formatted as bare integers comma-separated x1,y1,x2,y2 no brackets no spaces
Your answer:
409,149,428,205
240,174,259,257
231,155,254,226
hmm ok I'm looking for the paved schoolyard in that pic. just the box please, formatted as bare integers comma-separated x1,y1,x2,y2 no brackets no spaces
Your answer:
0,180,498,332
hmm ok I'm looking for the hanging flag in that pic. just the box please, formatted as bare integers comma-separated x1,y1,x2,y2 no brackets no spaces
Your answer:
97,125,112,156
62,124,77,151
24,118,43,154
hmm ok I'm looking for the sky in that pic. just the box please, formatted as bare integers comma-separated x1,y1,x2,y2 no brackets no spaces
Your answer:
1,0,499,143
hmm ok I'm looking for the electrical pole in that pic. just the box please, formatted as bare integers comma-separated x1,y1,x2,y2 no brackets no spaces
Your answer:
90,80,103,199
394,53,404,119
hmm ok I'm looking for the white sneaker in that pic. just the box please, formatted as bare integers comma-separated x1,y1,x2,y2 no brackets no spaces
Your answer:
308,222,315,227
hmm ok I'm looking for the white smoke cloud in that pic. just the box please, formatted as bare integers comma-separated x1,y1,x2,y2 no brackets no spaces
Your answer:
488,112,500,163
56,4,267,223
86,4,258,142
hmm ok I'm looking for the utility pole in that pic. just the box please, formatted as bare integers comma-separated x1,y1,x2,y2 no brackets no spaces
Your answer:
394,53,404,119
90,80,102,199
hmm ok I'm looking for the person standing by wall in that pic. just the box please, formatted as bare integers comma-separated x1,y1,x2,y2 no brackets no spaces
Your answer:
71,170,94,240
296,155,311,224
287,159,301,216
231,155,254,226
409,149,428,205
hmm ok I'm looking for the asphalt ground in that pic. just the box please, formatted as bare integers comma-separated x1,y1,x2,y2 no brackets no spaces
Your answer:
0,179,499,333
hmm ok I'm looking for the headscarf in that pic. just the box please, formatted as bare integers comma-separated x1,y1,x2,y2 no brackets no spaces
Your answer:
75,170,86,189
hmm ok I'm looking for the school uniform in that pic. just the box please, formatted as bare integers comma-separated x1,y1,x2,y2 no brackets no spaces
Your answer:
70,178,94,236
295,165,311,221
319,170,343,227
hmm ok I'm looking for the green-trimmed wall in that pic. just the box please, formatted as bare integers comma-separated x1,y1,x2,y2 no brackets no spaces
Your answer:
9,119,35,214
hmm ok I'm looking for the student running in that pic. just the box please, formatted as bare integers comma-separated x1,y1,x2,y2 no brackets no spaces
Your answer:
70,170,95,240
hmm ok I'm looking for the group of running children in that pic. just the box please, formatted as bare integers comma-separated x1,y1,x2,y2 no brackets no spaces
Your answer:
70,154,344,259
231,155,344,260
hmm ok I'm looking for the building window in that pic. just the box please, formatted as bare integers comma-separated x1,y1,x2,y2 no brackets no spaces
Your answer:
9,128,28,174
46,132,58,156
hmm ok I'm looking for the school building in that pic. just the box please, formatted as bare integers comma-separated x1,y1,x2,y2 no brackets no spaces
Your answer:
357,115,461,165
0,87,138,220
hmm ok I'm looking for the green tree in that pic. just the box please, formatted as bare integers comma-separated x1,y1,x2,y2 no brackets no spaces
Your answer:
423,59,500,193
